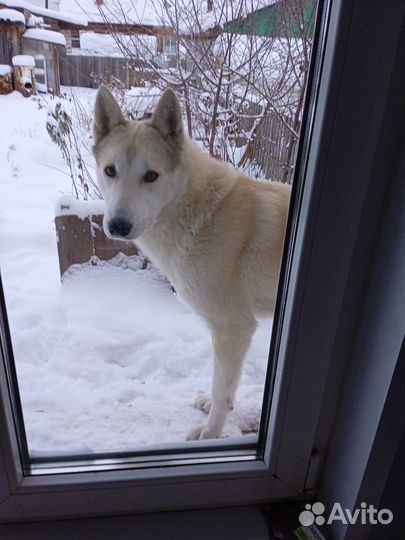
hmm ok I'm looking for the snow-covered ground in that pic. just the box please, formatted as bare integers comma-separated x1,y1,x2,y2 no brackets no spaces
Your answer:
0,88,272,457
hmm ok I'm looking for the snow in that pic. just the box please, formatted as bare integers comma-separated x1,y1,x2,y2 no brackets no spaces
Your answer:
165,0,276,33
0,7,25,23
37,81,47,93
0,64,12,75
12,54,35,67
23,27,67,47
1,0,88,26
55,195,106,219
59,0,161,25
73,31,156,59
27,14,44,27
58,0,254,29
0,88,272,456
2,0,281,34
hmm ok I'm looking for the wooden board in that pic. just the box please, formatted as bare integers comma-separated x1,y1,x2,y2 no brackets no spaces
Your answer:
55,213,140,278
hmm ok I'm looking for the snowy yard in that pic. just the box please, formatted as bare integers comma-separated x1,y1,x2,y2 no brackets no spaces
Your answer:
0,89,272,456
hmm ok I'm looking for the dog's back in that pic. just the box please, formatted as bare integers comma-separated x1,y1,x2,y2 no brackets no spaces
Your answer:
223,176,291,316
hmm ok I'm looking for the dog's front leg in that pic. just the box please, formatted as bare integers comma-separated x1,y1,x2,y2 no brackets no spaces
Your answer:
187,317,257,440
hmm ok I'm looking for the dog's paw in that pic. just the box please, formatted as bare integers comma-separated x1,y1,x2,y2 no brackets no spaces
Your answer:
193,394,211,414
186,424,219,441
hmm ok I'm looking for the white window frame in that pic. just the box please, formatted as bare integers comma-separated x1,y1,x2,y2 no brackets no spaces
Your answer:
34,54,48,93
1,0,403,523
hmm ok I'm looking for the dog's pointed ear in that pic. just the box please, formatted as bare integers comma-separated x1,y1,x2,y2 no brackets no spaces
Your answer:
152,88,183,143
93,85,125,146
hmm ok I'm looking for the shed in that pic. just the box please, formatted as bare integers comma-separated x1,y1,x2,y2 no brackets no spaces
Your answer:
22,27,66,93
0,0,84,93
0,7,25,65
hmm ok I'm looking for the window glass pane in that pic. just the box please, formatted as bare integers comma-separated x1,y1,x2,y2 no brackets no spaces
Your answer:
0,0,318,465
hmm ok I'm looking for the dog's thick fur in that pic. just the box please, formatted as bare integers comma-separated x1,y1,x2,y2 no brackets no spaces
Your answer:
93,86,291,440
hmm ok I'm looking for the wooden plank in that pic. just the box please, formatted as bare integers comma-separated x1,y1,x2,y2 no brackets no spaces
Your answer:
55,213,140,279
91,215,139,262
55,214,93,277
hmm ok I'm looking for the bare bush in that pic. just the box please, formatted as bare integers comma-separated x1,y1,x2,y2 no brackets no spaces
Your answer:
46,78,158,199
46,94,100,200
92,0,315,182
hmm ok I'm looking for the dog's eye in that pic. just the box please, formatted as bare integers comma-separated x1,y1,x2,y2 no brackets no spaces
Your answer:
143,171,159,183
104,165,116,178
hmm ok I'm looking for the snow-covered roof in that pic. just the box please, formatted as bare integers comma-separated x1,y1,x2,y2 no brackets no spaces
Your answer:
59,0,163,26
0,7,25,23
0,64,12,75
75,31,156,58
162,0,276,33
57,0,216,33
1,0,281,33
59,0,276,33
35,0,280,35
23,27,67,46
0,0,88,26
12,54,35,67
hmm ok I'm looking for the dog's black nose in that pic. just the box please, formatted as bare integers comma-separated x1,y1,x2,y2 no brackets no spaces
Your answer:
108,218,132,238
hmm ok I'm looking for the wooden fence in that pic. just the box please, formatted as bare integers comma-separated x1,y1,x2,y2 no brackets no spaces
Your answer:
233,106,298,184
57,51,298,183
59,52,130,88
251,112,298,184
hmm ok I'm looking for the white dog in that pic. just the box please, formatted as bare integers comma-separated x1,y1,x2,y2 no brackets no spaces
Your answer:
93,86,291,440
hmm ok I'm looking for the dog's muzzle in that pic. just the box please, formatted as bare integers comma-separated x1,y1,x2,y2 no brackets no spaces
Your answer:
108,218,132,238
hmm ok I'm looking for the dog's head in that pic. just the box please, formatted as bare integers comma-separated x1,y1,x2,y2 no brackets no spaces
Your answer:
92,86,184,240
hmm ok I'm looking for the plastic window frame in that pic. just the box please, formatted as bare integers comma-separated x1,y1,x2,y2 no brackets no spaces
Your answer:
1,0,398,522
